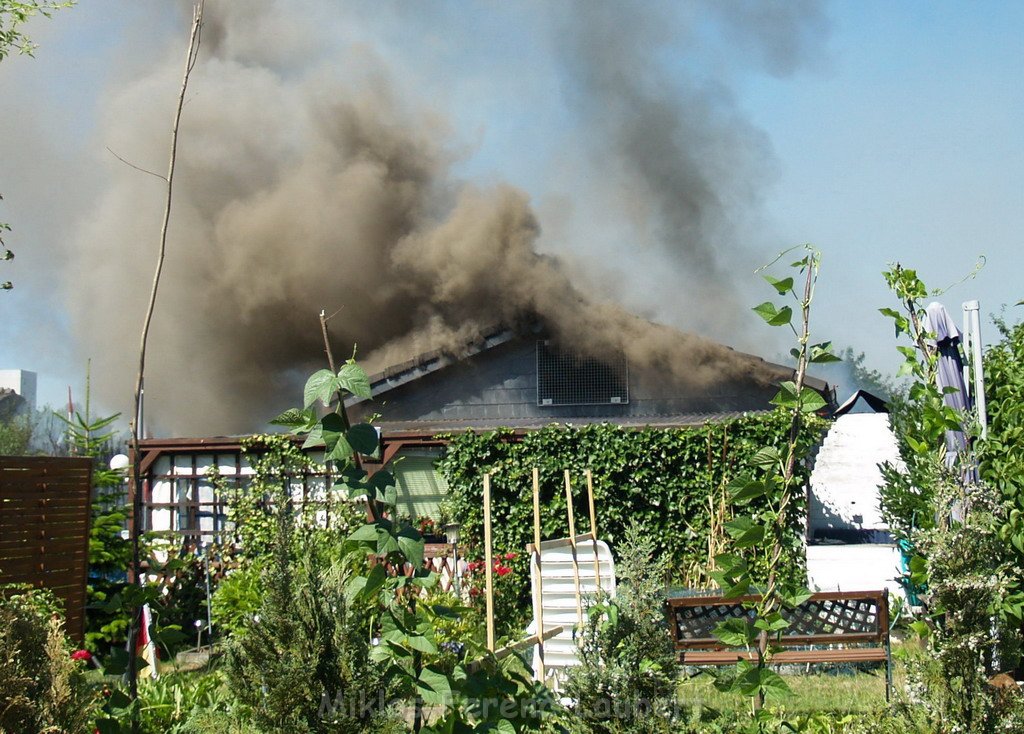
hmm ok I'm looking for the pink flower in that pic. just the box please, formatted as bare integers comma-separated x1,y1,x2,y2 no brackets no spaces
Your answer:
71,649,92,662
503,552,516,561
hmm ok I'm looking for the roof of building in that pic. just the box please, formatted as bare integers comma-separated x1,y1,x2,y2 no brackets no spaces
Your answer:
347,324,832,408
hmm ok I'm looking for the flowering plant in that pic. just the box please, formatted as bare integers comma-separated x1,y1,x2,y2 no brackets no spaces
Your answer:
459,550,528,639
416,515,443,539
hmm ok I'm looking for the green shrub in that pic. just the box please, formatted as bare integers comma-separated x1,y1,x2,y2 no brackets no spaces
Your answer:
0,585,97,733
210,564,262,638
563,522,679,733
226,499,399,733
438,415,825,640
135,668,233,734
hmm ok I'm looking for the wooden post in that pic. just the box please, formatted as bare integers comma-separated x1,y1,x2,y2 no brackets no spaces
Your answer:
483,473,495,652
532,467,546,683
586,469,601,593
564,469,583,626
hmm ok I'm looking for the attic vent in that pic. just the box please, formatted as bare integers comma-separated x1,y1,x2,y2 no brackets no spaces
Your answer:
536,341,629,407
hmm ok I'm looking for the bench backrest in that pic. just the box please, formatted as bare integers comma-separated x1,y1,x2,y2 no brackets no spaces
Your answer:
667,589,889,650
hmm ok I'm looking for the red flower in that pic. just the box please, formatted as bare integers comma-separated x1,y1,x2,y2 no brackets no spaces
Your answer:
71,649,92,662
496,565,512,577
503,552,517,561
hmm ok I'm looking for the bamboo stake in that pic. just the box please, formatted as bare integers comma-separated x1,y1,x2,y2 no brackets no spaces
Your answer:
564,469,583,625
483,473,495,652
532,467,546,683
585,469,602,593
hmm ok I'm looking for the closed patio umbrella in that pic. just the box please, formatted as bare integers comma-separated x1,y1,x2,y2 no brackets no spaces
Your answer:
925,302,978,520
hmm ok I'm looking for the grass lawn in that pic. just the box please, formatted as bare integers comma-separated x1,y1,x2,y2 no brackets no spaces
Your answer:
677,666,891,718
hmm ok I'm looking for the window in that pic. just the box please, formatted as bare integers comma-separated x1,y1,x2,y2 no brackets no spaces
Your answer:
536,340,629,406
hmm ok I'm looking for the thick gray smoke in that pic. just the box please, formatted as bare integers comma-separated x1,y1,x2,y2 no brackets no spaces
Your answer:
63,1,826,434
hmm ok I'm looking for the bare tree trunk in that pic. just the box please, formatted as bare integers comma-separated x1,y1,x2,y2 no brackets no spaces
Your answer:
127,3,204,724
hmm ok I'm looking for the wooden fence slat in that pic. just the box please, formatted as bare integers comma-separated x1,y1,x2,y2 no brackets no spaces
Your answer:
0,456,93,642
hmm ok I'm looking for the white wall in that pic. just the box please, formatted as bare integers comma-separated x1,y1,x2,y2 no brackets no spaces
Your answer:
0,369,37,411
808,412,902,537
806,543,906,602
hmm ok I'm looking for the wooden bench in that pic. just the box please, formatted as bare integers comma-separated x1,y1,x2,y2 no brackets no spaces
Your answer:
666,589,892,700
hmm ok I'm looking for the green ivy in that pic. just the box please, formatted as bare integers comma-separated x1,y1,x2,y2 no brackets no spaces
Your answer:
436,412,827,635
980,312,1024,628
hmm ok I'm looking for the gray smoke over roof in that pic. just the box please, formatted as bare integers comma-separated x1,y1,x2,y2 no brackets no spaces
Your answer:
54,0,827,434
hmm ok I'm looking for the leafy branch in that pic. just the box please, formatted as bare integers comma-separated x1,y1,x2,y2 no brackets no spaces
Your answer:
0,0,74,61
712,244,837,719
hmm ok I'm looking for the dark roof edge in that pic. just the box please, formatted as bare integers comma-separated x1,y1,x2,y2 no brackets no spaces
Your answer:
346,324,832,407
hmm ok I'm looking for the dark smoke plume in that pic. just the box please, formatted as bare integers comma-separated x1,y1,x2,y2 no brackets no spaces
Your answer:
65,1,826,434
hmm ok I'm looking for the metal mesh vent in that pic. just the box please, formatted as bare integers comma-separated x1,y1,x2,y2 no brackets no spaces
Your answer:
536,340,628,406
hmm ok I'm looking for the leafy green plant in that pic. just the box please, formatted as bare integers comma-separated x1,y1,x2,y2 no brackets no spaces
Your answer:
56,408,135,655
227,498,398,733
437,413,825,644
980,312,1024,632
269,359,565,732
0,584,97,733
135,668,234,734
210,564,262,638
702,246,838,723
563,521,679,733
0,413,33,453
0,0,74,60
875,264,1022,733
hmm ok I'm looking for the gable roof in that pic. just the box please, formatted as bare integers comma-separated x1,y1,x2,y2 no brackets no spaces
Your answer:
347,323,833,409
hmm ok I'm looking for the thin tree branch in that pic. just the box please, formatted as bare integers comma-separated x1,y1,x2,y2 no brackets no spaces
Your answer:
127,1,203,723
319,309,337,374
105,146,167,182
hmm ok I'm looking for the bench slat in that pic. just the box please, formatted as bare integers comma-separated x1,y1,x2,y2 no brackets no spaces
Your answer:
680,648,889,666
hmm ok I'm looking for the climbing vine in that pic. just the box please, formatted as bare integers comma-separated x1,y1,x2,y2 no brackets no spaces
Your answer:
437,411,827,636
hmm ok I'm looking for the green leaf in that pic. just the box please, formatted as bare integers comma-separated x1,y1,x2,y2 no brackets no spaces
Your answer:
750,446,781,470
809,342,842,363
417,665,452,705
780,588,813,608
713,617,757,647
757,667,791,702
754,612,789,633
398,526,425,567
301,422,324,448
879,307,910,337
752,302,793,327
763,275,794,295
358,563,388,601
337,361,372,399
269,407,317,432
799,387,827,413
151,626,187,648
724,517,765,548
304,369,338,408
348,523,378,542
728,478,767,505
320,413,354,461
347,423,380,455
406,633,439,655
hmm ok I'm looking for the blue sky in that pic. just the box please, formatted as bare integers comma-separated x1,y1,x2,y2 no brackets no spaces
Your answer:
0,1,1021,422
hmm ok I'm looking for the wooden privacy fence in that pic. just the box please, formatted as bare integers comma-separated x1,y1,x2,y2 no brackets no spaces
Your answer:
0,456,94,641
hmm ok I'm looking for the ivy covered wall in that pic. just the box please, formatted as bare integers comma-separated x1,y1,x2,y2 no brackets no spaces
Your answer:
436,412,828,619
